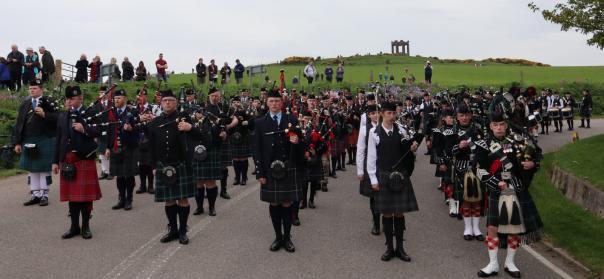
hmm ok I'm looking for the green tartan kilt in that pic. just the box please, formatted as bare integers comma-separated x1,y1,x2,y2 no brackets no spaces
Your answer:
260,164,304,204
486,189,543,248
154,162,195,202
109,147,139,177
19,136,55,172
219,143,233,167
229,136,251,158
375,171,419,214
192,148,222,180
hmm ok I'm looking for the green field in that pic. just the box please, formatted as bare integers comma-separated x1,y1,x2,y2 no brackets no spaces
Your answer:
552,134,604,191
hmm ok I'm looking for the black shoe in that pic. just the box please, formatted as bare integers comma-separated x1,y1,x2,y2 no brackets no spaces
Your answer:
124,201,132,211
308,200,316,209
112,201,125,210
539,131,545,134
381,249,396,261
293,218,301,226
371,226,380,235
106,175,114,180
209,207,216,216
233,180,240,186
299,202,307,209
474,234,485,241
269,238,282,251
504,267,521,278
160,230,179,243
220,191,231,199
321,184,328,192
464,234,474,241
136,188,147,194
148,188,155,194
81,227,92,239
330,173,337,179
477,270,498,278
61,228,80,239
99,172,108,180
39,197,49,206
241,179,247,185
396,249,411,262
23,197,41,206
282,236,295,253
341,166,347,171
179,229,189,245
193,207,204,215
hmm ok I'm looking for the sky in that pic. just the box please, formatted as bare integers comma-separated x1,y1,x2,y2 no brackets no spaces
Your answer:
4,0,603,73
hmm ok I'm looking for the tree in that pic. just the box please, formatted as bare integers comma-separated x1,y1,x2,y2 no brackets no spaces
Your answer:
529,1,604,49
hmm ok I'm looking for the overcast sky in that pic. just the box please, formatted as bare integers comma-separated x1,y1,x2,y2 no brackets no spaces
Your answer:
5,0,603,72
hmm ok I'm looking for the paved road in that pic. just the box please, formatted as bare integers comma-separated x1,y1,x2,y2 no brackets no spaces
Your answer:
0,120,602,279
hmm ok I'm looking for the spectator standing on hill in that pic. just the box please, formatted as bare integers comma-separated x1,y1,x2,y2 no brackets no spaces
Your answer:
122,57,134,82
75,54,88,83
7,44,24,91
22,47,41,85
336,63,344,83
324,66,333,82
135,61,148,81
156,53,168,82
208,59,218,85
0,57,10,89
424,61,433,84
220,62,231,84
39,46,55,84
196,58,207,84
304,60,316,84
88,56,102,83
234,59,245,84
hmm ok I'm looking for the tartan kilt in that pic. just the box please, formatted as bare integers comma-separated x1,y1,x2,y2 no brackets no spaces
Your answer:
60,153,101,202
138,149,152,166
229,136,251,158
486,189,543,248
340,136,349,150
219,143,233,167
192,148,222,180
580,109,591,118
375,171,419,214
305,159,323,182
260,163,304,203
109,147,139,177
154,162,195,202
359,173,375,197
330,139,345,156
19,136,54,172
348,129,359,146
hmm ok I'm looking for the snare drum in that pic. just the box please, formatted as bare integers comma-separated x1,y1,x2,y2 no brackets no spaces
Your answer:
561,107,573,119
533,111,543,122
548,108,560,119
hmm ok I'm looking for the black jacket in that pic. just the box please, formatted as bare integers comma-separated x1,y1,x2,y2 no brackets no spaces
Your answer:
6,51,24,72
253,113,306,179
41,51,55,74
196,63,206,77
75,59,88,82
147,110,203,169
53,107,100,163
12,97,59,145
104,106,140,150
122,61,134,80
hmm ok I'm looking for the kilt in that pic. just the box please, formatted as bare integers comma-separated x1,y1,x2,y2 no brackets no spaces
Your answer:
109,147,139,177
19,136,55,172
305,159,323,182
260,163,304,203
60,153,102,202
348,129,359,146
580,109,591,118
96,138,107,153
219,143,233,167
138,149,152,166
330,139,345,156
340,136,349,151
229,136,251,158
359,173,375,198
192,148,222,180
375,171,419,214
154,162,195,202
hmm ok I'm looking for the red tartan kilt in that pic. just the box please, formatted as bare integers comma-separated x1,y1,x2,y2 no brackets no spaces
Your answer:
348,129,359,146
60,153,102,202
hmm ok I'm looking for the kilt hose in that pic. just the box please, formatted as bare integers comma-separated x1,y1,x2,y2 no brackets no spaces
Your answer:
154,162,195,202
375,172,419,215
60,152,102,202
19,136,55,172
486,189,543,248
109,148,140,177
193,148,222,181
260,165,304,204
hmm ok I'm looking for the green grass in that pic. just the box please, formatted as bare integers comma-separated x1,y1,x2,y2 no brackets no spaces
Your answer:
553,134,604,191
0,168,25,178
531,152,604,276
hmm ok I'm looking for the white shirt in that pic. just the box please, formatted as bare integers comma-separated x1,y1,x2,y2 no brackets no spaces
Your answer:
366,123,408,185
356,120,378,176
303,64,316,78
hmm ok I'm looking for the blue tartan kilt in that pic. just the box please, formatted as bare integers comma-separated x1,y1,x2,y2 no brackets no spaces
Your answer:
260,164,304,204
219,143,233,167
154,162,195,202
229,136,251,158
192,148,222,181
305,159,323,182
109,147,139,177
19,136,54,172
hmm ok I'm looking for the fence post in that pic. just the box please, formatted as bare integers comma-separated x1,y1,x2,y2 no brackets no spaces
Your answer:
54,59,62,83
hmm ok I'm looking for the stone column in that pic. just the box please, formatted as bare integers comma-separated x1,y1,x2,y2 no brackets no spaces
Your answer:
54,59,62,83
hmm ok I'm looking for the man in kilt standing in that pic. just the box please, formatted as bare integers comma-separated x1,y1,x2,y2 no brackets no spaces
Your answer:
475,109,543,278
253,89,306,253
92,86,113,180
229,96,253,186
148,90,201,245
13,79,58,207
299,110,325,211
105,89,140,211
135,89,155,194
52,86,102,239
356,104,381,235
366,102,419,262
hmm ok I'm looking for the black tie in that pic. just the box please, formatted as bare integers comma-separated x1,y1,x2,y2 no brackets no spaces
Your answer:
388,131,393,136
273,115,278,125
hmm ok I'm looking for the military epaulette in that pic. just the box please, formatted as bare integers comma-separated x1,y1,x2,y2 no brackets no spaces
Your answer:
442,128,454,136
474,139,488,150
431,127,442,134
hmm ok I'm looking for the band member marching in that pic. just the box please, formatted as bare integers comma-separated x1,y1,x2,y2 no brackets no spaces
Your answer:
299,110,327,212
253,89,306,253
135,88,155,194
476,108,543,278
52,86,102,239
356,104,381,235
431,108,456,213
551,91,564,133
367,102,420,262
13,79,59,207
148,90,202,245
229,96,253,186
579,89,593,128
562,92,576,131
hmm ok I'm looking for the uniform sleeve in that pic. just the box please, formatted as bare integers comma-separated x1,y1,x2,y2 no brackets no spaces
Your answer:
367,128,379,185
356,126,366,176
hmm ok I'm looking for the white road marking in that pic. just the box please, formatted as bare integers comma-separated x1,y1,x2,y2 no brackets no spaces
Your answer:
523,245,575,279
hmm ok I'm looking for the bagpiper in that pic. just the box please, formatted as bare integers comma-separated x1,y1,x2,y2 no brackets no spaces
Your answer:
356,104,381,235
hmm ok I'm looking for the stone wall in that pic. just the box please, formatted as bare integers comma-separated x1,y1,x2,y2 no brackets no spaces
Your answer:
550,165,604,218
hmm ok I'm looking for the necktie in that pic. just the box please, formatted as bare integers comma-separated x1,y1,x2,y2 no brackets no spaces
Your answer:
118,109,123,116
32,99,37,108
388,131,393,136
273,115,278,125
